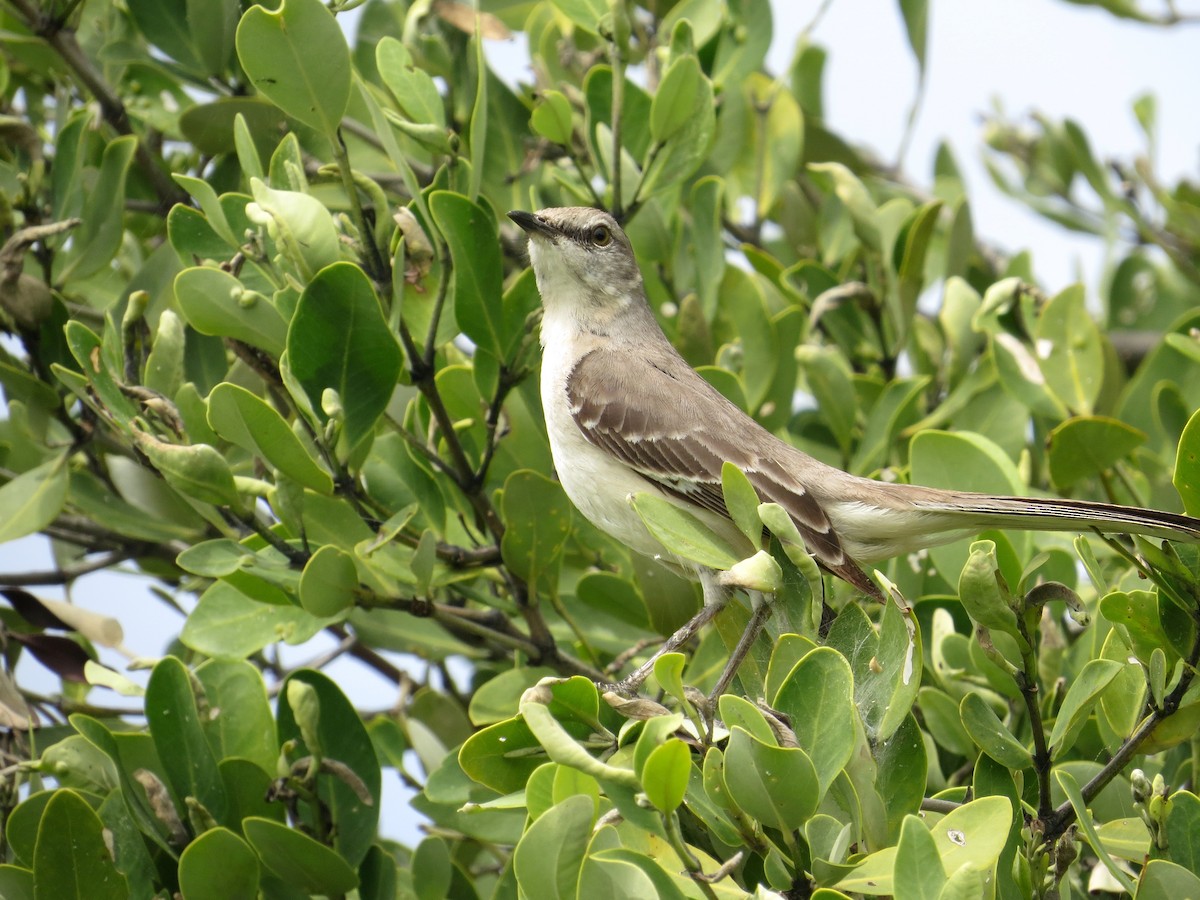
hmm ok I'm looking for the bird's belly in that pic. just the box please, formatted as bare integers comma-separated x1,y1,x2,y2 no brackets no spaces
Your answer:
544,398,667,558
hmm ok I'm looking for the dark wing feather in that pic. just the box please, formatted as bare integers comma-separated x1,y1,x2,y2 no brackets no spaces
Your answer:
566,346,881,597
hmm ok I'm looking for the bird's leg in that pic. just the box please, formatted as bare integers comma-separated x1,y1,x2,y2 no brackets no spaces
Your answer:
707,590,773,704
611,603,723,694
611,569,729,695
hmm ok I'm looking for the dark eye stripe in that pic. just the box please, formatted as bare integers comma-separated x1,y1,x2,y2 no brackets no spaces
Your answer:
570,222,614,247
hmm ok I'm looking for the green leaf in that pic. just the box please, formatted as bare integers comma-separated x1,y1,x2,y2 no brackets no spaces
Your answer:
145,656,229,824
458,716,547,794
549,0,608,34
723,726,819,831
467,667,558,727
32,790,128,900
988,332,1069,419
188,0,238,76
1095,816,1150,863
207,383,333,493
1035,284,1103,414
249,180,342,279
897,0,929,77
232,111,265,180
910,429,1026,581
428,192,510,359
0,866,32,900
1099,631,1150,741
531,90,573,145
959,692,1032,770
181,581,330,658
956,540,1020,637
174,266,288,356
582,848,686,900
765,634,818,705
720,462,763,547
638,63,715,199
917,687,974,757
837,796,1012,895
236,0,351,136
513,794,592,899
642,739,690,813
893,814,946,900
648,656,685,710
630,492,742,570
717,694,777,746
127,0,204,71
277,670,381,866
716,266,778,411
67,718,174,856
194,659,277,773
1047,658,1123,756
1175,407,1200,516
468,33,487,203
720,549,781,593
851,376,929,475
243,817,359,895
286,262,402,449
1166,790,1200,875
376,38,445,128
809,162,880,251
773,647,855,796
874,599,923,742
893,199,942,332
133,431,241,508
144,309,185,399
299,545,359,617
651,54,704,144
60,136,137,280
0,455,67,544
710,0,772,87
1054,769,1136,895
500,470,573,600
411,837,453,900
689,176,726,318
1138,860,1200,899
797,345,857,456
1047,416,1145,489
749,74,804,217
874,712,929,842
826,600,921,742
178,827,259,900
176,98,285,161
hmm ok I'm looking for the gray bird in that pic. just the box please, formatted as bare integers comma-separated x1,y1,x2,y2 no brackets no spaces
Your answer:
509,206,1200,695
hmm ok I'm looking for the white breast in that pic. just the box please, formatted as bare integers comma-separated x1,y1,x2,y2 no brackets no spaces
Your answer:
539,313,668,559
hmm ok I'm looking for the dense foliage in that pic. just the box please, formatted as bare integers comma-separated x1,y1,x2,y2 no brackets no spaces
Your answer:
1,0,1200,897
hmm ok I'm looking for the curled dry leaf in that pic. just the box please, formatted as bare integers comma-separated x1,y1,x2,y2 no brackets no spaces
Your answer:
433,0,512,39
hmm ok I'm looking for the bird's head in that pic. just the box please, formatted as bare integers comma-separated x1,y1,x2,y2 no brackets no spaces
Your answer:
508,207,645,323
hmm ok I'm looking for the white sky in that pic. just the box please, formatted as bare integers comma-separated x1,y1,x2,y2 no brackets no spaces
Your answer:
2,0,1197,846
789,0,1199,290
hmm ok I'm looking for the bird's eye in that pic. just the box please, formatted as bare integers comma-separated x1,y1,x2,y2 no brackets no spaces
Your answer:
590,225,612,246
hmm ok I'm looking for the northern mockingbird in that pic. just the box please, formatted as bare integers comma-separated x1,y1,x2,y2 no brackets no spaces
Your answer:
509,206,1200,695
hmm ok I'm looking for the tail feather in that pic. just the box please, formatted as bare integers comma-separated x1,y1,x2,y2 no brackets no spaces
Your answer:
916,494,1200,543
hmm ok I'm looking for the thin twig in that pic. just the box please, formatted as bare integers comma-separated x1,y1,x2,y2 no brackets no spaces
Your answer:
0,551,130,586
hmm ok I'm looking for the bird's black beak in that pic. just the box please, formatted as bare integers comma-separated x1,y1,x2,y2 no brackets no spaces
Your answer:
508,210,557,239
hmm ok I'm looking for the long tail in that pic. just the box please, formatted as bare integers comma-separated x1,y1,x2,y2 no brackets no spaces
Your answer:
914,493,1200,544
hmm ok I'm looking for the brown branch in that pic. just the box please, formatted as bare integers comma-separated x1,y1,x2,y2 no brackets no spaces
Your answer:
1042,608,1200,841
0,551,130,586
